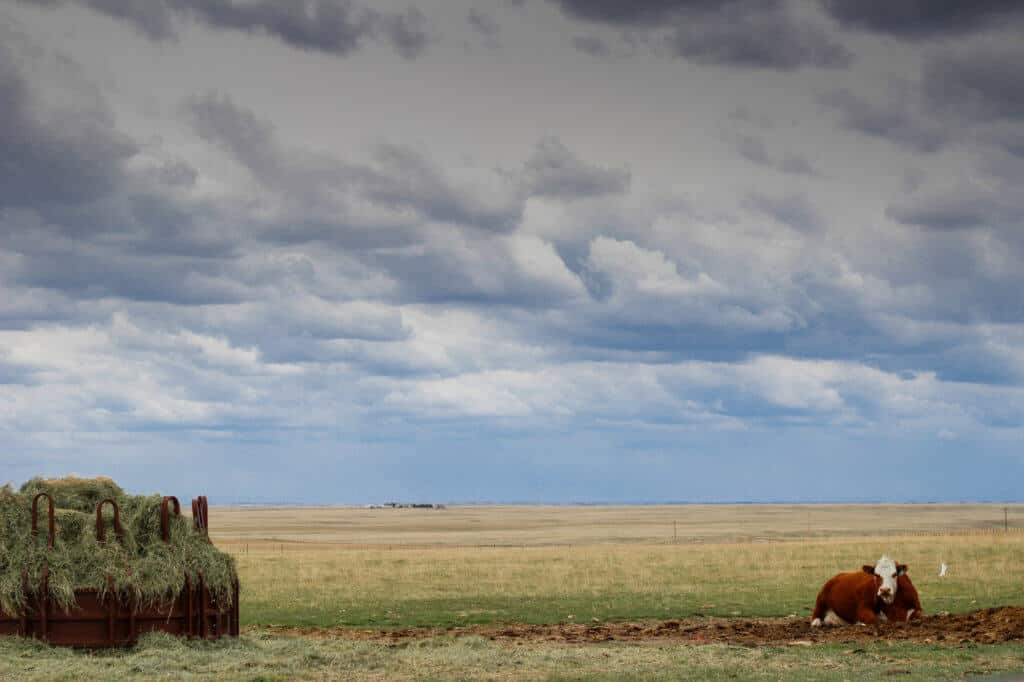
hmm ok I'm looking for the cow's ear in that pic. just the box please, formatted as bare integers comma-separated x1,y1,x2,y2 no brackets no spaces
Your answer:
862,565,875,574
897,564,907,576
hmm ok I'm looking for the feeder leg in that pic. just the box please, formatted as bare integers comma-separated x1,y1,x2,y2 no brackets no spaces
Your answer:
40,565,48,642
19,569,28,637
232,578,240,637
107,575,115,647
185,574,194,638
129,591,136,645
199,573,207,639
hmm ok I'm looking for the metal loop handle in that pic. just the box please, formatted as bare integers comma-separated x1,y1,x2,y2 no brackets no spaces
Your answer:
95,499,123,543
191,496,209,536
31,492,56,549
161,496,181,543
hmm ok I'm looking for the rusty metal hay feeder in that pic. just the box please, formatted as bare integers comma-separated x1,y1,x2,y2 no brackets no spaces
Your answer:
0,493,239,647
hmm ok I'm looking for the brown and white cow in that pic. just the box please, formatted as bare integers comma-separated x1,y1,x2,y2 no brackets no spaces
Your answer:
810,556,907,627
880,572,922,623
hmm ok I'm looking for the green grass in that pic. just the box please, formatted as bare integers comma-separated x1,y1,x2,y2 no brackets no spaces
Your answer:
1,633,1022,681
242,586,1021,630
237,535,1024,628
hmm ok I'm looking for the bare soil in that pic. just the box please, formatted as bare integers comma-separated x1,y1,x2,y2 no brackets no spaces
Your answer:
258,607,1024,647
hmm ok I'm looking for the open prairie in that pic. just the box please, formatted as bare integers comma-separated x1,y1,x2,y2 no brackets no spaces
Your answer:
5,504,1024,681
210,503,1024,547
210,504,1024,630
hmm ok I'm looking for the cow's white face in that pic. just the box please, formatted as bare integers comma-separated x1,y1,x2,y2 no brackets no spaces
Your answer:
866,555,903,605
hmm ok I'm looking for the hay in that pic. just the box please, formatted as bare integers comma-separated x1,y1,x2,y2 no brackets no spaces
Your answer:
0,478,237,616
19,476,125,513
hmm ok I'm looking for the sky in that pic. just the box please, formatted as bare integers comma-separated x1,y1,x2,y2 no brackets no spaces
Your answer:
1,0,1023,504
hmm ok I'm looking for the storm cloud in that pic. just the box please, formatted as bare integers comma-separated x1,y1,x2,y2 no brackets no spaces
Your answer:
922,46,1024,124
2,0,1023,502
17,0,429,58
0,39,136,209
548,0,851,70
820,0,1024,39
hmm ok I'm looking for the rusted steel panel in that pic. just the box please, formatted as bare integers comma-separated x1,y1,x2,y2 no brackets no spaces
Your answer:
1,582,235,648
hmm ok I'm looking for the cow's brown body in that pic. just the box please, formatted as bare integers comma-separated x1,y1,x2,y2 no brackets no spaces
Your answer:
811,570,884,625
881,574,922,622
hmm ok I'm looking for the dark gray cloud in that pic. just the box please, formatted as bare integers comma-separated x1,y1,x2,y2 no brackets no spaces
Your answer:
665,2,851,70
185,94,633,240
185,91,279,180
467,8,499,36
80,0,176,39
549,0,851,70
0,40,136,211
380,7,429,59
182,98,599,306
887,185,1024,232
0,43,250,306
922,47,1024,124
6,230,248,304
572,35,612,57
778,155,816,176
520,137,630,199
977,129,1024,186
186,92,523,233
734,135,772,164
742,192,823,233
360,144,522,232
18,0,429,59
549,0,720,25
817,88,946,153
734,134,818,176
989,127,1024,160
820,0,1024,39
368,238,583,307
141,159,199,189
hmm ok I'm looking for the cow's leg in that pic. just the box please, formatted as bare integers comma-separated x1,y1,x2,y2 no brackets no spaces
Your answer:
822,610,848,626
810,589,830,627
855,606,878,625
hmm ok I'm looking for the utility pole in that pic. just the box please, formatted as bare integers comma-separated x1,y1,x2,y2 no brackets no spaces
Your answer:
1005,507,1009,532
673,520,677,543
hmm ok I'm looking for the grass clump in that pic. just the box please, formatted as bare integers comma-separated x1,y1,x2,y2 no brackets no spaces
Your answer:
0,477,237,617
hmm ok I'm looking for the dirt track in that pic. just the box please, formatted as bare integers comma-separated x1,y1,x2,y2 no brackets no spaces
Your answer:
260,607,1024,647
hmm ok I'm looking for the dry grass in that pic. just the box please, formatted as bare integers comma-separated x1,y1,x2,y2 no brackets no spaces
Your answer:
2,631,1023,681
206,505,1024,628
210,503,1024,547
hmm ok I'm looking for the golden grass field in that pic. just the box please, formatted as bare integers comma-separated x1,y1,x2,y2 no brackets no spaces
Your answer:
210,503,1024,547
206,504,1024,629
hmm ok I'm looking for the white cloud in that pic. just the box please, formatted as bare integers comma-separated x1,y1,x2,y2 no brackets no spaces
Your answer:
587,236,724,298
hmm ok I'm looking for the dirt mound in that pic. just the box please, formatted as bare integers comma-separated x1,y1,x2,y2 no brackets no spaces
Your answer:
261,607,1024,647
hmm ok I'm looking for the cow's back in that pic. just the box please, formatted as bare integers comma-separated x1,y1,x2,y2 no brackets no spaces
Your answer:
812,571,877,625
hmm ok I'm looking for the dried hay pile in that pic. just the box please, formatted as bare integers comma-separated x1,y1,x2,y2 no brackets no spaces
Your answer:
0,477,236,616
